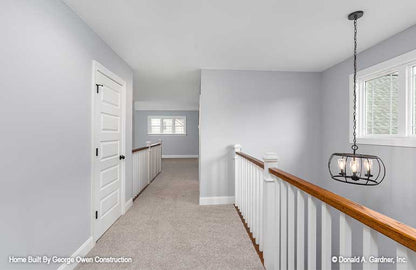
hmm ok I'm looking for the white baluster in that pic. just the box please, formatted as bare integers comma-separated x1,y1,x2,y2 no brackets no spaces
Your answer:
251,165,257,239
262,152,279,269
146,141,151,184
249,163,253,230
244,158,247,218
363,226,378,270
297,189,305,270
288,185,295,270
396,245,407,270
308,195,317,270
239,157,242,210
244,158,248,219
234,144,241,208
280,181,288,270
273,177,280,269
255,168,260,243
340,213,352,270
396,244,416,270
259,165,264,251
322,203,332,270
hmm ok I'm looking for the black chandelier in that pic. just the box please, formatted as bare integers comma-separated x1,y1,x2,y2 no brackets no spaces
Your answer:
328,11,386,186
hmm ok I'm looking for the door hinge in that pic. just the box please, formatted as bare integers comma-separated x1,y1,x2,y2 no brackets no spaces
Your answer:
96,84,103,93
96,148,99,157
95,211,98,219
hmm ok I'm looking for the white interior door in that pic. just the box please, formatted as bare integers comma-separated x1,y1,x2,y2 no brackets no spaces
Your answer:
94,69,124,240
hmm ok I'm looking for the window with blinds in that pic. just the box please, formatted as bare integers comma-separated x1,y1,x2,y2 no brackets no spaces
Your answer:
352,49,416,147
364,72,399,135
148,116,186,135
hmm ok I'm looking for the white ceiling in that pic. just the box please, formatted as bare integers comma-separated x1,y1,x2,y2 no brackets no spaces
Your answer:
63,0,416,105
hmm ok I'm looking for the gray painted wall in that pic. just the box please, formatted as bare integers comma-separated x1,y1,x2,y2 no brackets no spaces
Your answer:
134,110,199,156
319,24,416,268
200,70,322,198
0,1,133,269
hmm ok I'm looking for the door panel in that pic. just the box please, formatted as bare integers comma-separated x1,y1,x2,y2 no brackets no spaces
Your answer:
94,69,123,240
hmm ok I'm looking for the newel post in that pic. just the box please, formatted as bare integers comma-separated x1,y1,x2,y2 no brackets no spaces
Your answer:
234,144,242,207
146,141,151,184
262,152,279,270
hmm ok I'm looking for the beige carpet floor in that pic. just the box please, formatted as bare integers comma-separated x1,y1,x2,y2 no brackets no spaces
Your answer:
76,158,264,270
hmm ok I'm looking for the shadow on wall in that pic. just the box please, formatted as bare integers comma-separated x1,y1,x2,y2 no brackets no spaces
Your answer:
206,150,233,196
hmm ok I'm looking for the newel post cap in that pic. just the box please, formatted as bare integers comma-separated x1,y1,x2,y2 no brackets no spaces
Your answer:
263,152,279,163
234,144,242,152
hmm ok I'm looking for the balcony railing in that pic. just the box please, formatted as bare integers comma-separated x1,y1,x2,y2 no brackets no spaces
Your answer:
132,140,162,199
234,144,416,270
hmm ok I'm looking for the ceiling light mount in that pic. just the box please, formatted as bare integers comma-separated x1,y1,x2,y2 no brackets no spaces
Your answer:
348,11,364,21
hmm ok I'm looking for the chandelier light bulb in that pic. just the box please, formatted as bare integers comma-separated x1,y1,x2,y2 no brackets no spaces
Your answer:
350,158,360,174
364,159,373,177
338,158,346,175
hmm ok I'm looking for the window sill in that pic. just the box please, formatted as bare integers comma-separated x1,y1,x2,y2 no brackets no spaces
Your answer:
351,136,416,148
148,134,187,136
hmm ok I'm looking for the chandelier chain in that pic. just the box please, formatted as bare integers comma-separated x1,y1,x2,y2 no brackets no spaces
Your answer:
352,17,359,154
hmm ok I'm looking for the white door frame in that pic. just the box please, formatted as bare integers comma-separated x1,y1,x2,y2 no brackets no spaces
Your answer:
90,60,127,242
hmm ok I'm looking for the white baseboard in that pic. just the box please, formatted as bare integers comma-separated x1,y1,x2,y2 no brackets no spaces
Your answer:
123,198,133,214
162,155,199,159
57,237,94,270
199,196,235,205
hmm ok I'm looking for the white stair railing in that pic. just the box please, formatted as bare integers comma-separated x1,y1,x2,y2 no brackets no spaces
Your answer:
132,140,162,198
234,144,416,270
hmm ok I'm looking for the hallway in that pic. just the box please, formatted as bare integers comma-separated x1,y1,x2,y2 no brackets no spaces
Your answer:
77,159,263,270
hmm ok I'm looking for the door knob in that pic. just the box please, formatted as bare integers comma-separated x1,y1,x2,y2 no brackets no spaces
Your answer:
119,155,126,160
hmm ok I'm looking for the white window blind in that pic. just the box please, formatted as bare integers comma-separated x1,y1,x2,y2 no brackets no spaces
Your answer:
364,72,399,135
148,116,186,135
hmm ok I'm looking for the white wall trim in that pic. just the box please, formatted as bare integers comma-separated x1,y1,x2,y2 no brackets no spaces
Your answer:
57,237,94,270
134,101,199,111
123,198,133,214
162,155,199,159
199,196,235,205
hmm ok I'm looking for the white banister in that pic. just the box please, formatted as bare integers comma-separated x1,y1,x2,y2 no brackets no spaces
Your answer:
307,195,317,270
287,185,295,270
322,203,332,270
234,144,242,209
340,213,352,270
263,152,278,269
397,245,408,270
146,141,151,183
296,189,305,270
132,141,162,199
363,226,378,270
280,181,288,270
233,147,416,270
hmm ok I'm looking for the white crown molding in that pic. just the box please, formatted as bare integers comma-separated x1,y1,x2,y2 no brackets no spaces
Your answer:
134,101,199,111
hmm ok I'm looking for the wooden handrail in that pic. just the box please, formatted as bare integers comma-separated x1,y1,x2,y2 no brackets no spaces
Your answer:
132,142,162,153
132,146,147,153
150,142,161,148
269,167,416,252
236,152,264,169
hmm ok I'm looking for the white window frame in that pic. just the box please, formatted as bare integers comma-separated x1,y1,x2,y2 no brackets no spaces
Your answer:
147,116,186,135
350,49,416,148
